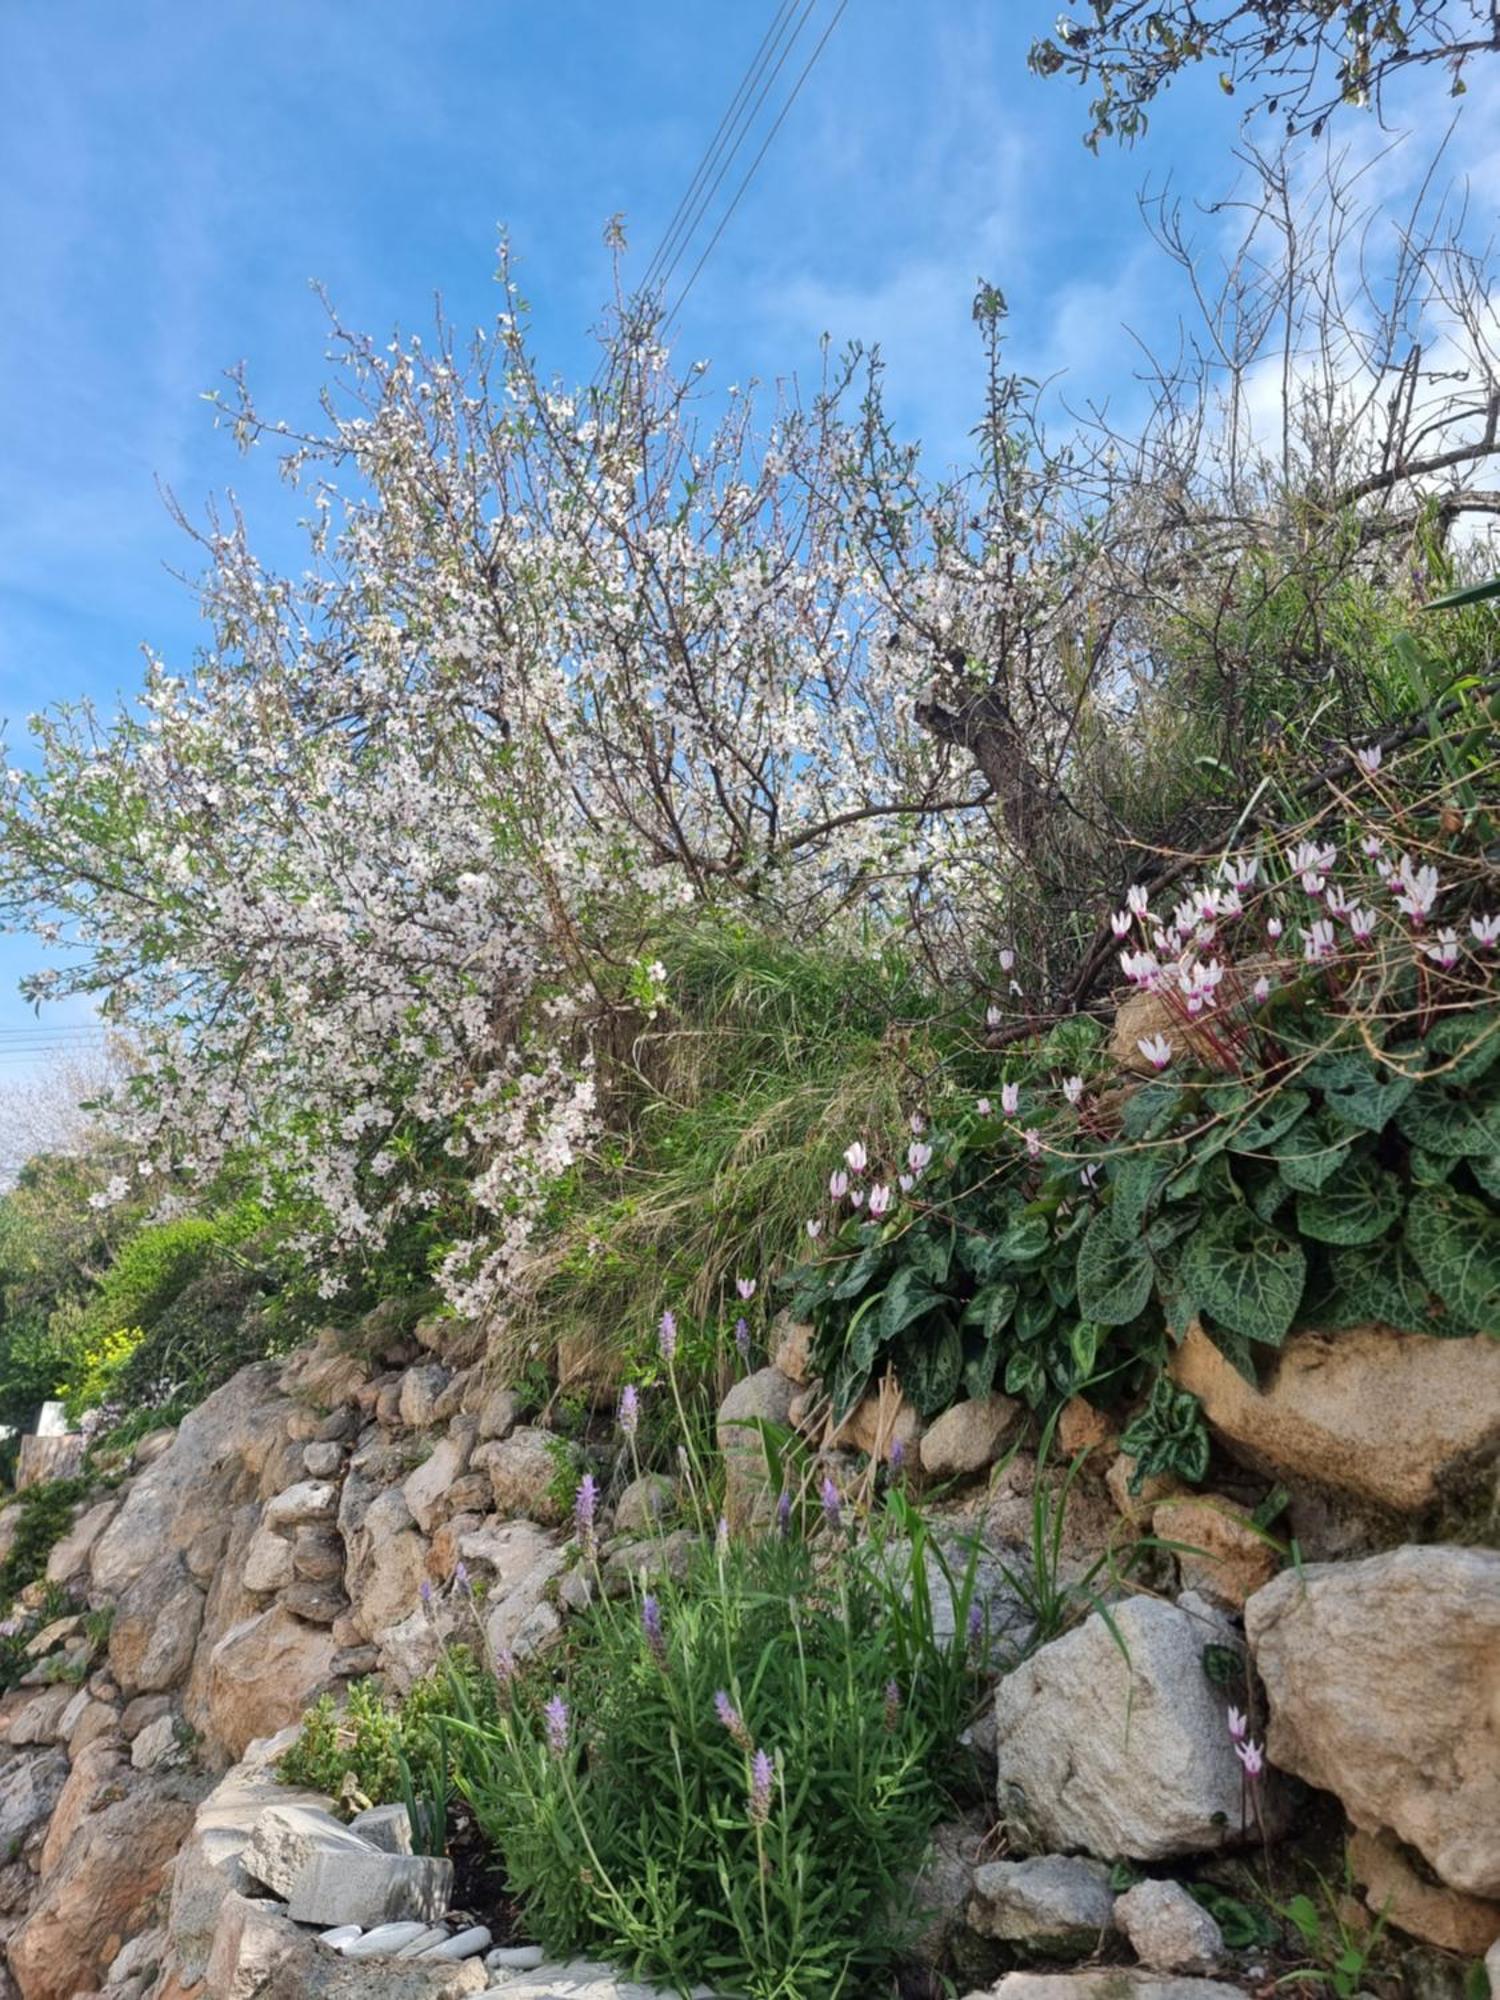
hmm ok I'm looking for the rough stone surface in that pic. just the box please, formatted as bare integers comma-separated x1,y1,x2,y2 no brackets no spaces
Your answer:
771,1315,815,1384
131,1712,187,1771
193,1604,341,1761
1106,1454,1183,1526
1056,1399,1119,1459
243,1526,297,1594
967,1855,1116,1947
829,1385,924,1458
0,1748,68,1859
717,1368,798,1529
1347,1829,1500,1955
476,1385,521,1441
303,1441,345,1479
1247,1545,1500,1897
1172,1317,1500,1513
293,1525,346,1583
244,1802,380,1898
974,1978,1247,1999
264,1479,340,1530
403,1428,475,1536
341,1484,428,1643
920,1395,1022,1479
1152,1496,1280,1611
478,1964,697,2000
1114,1879,1224,1974
614,1474,677,1535
256,1933,489,1997
482,1427,577,1526
7,1777,196,2000
107,1551,206,1696
203,1891,304,2000
994,1594,1290,1859
285,1847,454,1926
349,1803,414,1855
43,1499,119,1586
399,1365,451,1428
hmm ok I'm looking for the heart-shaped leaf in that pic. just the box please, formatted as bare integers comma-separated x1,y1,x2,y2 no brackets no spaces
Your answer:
1181,1207,1306,1346
1076,1209,1156,1325
1296,1158,1405,1245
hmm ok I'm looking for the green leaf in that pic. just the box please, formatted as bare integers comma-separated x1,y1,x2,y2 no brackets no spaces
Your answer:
1122,1080,1183,1141
1180,1208,1306,1346
1420,1010,1500,1086
1111,1147,1177,1233
1423,572,1500,608
879,1265,943,1342
897,1322,963,1417
906,1227,955,1286
1270,1110,1353,1191
1069,1318,1102,1378
1410,1146,1456,1186
829,1241,887,1301
1076,1209,1156,1325
1227,1088,1310,1153
1003,1346,1046,1406
1406,1187,1500,1329
1303,1052,1415,1133
1325,1239,1444,1334
961,1279,1018,1343
995,1213,1051,1265
1013,1288,1058,1342
1470,1154,1500,1201
1295,1158,1405,1245
961,1334,1000,1402
1396,1077,1500,1159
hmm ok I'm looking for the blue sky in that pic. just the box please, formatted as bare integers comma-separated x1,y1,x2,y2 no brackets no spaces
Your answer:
0,1,1491,1076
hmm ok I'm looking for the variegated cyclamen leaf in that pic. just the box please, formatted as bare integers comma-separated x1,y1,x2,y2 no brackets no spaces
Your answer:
1270,1111,1353,1191
1295,1158,1405,1245
1076,1209,1156,1326
1181,1208,1306,1346
1396,1078,1500,1160
1405,1188,1500,1330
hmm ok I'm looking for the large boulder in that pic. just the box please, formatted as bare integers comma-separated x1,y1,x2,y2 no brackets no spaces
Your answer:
1346,1829,1500,1955
7,1774,198,2000
0,1749,68,1863
1171,1319,1500,1514
993,1594,1290,1859
1246,1545,1500,1898
193,1605,341,1762
481,1428,578,1526
43,1498,119,1587
341,1481,427,1643
108,1550,206,1696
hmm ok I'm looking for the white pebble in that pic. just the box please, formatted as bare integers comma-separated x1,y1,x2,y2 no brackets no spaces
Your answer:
396,1924,453,1956
343,1920,432,1957
423,1923,493,1960
486,1944,546,1970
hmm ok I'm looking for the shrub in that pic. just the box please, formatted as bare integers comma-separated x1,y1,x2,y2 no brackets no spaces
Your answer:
436,1514,981,2000
0,1477,93,1604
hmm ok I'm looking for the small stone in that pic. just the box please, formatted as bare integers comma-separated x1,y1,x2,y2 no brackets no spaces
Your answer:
293,1525,346,1582
404,1428,476,1535
718,1369,798,1530
1106,1452,1183,1524
343,1919,438,1958
281,1579,349,1625
286,1848,454,1927
968,1854,1116,1949
398,1925,455,1955
244,1526,297,1593
333,1644,381,1678
1115,1878,1224,1973
304,1441,345,1479
482,1427,579,1526
476,1385,521,1440
614,1473,677,1534
350,1803,415,1855
422,1925,492,1959
919,1394,1022,1479
771,1314,815,1384
398,1365,451,1429
264,1480,340,1529
1153,1495,1279,1611
121,1692,173,1737
1057,1397,1119,1459
130,1712,185,1770
983,1977,1247,1997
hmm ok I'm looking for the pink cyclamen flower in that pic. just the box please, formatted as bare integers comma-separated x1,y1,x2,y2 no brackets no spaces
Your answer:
1000,1082,1021,1116
1393,857,1441,922
1023,1128,1042,1159
1128,884,1151,916
1120,948,1161,988
1469,912,1500,949
907,1140,933,1174
868,1183,892,1218
1354,742,1383,775
805,1217,822,1240
1422,927,1460,969
909,1112,926,1135
976,1097,992,1116
844,1140,868,1174
1062,1074,1084,1106
1235,1738,1265,1780
1138,1034,1173,1071
829,1168,848,1200
1289,840,1337,893
1302,919,1336,963
1348,906,1378,943
1361,833,1386,860
1110,909,1132,937
898,1173,914,1193
1252,975,1271,1003
736,1276,756,1301
848,1185,865,1209
1226,1705,1248,1742
986,1004,1003,1029
1266,917,1284,940
999,947,1016,972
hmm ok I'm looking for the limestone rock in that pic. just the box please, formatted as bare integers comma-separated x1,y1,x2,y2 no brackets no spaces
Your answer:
1115,1879,1224,1973
44,1499,119,1587
285,1847,453,1926
8,1775,196,2000
399,1365,451,1429
476,1385,521,1441
1172,1318,1500,1513
974,1977,1246,1998
304,1441,345,1479
0,1748,68,1861
196,1604,340,1761
482,1428,578,1526
829,1386,924,1459
203,1891,304,2000
1056,1399,1120,1459
284,1331,373,1410
1347,1829,1500,1955
243,1526,296,1594
614,1474,676,1534
245,1801,383,1898
342,1484,427,1642
771,1314,815,1384
994,1594,1290,1859
131,1712,187,1770
255,1934,488,1997
107,1552,206,1697
967,1855,1116,1949
717,1369,798,1530
402,1425,476,1536
1247,1545,1500,1898
920,1396,1022,1480
264,1479,340,1530
1106,1453,1183,1526
349,1803,414,1855
281,1578,349,1625
5,1684,75,1747
293,1525,346,1583
1152,1496,1279,1611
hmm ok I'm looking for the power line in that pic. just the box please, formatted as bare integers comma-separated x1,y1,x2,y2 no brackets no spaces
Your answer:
661,0,851,335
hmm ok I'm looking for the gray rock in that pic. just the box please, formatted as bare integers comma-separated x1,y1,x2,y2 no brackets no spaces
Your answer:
131,1712,187,1770
482,1427,579,1526
399,1364,452,1428
485,1945,546,1971
286,1846,453,1926
350,1802,415,1854
304,1441,345,1479
1247,1545,1500,1899
404,1425,477,1535
977,1978,1248,1998
1115,1879,1224,1973
993,1594,1291,1859
614,1473,677,1535
294,1524,347,1582
968,1855,1116,1949
265,1479,341,1529
478,1962,703,2000
256,1933,490,1997
108,1548,206,1695
717,1368,797,1530
920,1394,1023,1479
477,1385,522,1440
204,1889,303,1999
281,1578,350,1625
244,1525,297,1593
0,1747,68,1856
243,1801,383,1898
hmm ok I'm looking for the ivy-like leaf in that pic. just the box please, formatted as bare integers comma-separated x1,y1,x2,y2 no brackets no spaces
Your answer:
1295,1158,1405,1245
1409,1147,1456,1186
1227,1088,1310,1153
1111,1147,1177,1233
1181,1207,1306,1346
994,1213,1051,1266
1014,1287,1058,1342
829,1240,887,1301
1270,1110,1353,1191
879,1265,944,1342
1470,1154,1500,1201
1405,1187,1500,1330
1068,1318,1102,1379
961,1279,1018,1343
1326,1239,1446,1334
1122,1080,1184,1141
1003,1346,1047,1406
1303,1052,1415,1133
1076,1209,1156,1325
1413,1010,1500,1087
961,1332,1000,1402
1396,1078,1500,1160
896,1321,962,1417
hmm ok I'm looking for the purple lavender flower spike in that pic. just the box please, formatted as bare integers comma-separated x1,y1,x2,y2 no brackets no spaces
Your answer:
715,1689,752,1750
883,1678,902,1731
544,1694,570,1755
574,1473,598,1559
419,1576,433,1610
820,1474,842,1531
454,1561,471,1594
618,1383,640,1437
966,1601,983,1654
776,1488,792,1538
658,1309,678,1364
749,1747,775,1826
734,1316,751,1364
642,1593,667,1664
888,1436,904,1472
